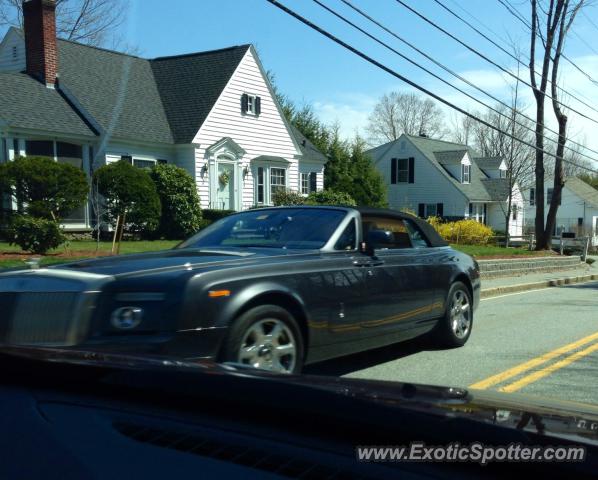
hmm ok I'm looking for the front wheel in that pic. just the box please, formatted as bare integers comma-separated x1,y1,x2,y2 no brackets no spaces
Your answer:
431,282,473,348
219,305,304,374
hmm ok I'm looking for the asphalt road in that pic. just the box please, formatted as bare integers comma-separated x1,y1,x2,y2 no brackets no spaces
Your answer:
306,281,598,405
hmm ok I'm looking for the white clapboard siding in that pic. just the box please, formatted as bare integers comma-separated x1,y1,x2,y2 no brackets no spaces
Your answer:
193,48,300,209
0,29,25,73
370,138,468,217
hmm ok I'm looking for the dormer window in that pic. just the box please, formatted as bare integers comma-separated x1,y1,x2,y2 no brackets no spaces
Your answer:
461,164,470,183
241,93,261,116
500,169,506,178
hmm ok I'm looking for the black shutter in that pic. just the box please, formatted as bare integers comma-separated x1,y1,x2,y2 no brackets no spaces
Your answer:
408,157,415,183
418,203,425,218
255,96,261,115
530,188,535,205
390,158,397,184
309,172,317,192
436,203,443,218
241,93,248,113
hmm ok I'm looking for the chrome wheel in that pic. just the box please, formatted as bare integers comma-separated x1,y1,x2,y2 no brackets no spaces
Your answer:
449,289,471,339
238,319,297,373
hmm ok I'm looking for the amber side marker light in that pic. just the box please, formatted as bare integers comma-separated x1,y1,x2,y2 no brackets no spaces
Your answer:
209,290,231,298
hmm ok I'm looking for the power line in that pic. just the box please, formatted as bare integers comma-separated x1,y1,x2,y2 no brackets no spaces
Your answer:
334,0,598,163
394,0,598,126
433,0,598,118
498,0,598,87
265,0,598,175
444,0,596,107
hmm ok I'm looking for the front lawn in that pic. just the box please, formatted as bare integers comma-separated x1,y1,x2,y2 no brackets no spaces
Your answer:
0,240,180,270
452,244,556,258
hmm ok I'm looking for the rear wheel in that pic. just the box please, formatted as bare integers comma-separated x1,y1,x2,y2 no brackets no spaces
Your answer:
431,281,472,348
219,305,304,374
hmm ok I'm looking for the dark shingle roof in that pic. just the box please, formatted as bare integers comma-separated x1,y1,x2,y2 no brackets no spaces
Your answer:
481,178,510,201
404,135,492,201
290,125,328,163
0,71,95,137
150,45,250,144
474,157,504,171
57,39,174,144
434,150,468,165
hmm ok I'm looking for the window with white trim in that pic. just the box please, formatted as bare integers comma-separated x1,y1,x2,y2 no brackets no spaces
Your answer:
254,165,288,205
133,158,156,169
424,204,437,217
461,164,470,183
499,169,506,178
300,172,318,194
397,158,409,183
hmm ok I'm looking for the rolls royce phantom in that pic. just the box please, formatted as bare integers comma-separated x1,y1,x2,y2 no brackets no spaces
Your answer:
0,207,480,374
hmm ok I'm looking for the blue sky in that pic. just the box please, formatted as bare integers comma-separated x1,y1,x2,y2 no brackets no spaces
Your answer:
126,0,598,155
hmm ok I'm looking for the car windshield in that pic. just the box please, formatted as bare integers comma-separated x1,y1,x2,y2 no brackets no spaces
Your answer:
177,208,347,250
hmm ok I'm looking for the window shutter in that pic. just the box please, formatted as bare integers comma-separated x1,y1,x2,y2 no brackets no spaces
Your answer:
255,96,261,115
469,203,473,216
418,203,425,218
309,172,317,192
241,93,248,113
436,203,443,217
408,157,414,183
530,188,535,206
391,158,397,184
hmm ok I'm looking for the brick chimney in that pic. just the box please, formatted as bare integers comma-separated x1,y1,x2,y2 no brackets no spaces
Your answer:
23,0,58,87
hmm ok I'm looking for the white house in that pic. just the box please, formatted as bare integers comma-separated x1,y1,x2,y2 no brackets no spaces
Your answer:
0,0,326,230
367,134,525,236
523,177,598,245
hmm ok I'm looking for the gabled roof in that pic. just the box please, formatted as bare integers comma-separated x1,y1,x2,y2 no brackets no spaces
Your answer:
290,124,328,163
474,157,504,171
404,134,492,201
481,178,510,201
150,45,250,144
564,177,598,208
0,71,95,137
434,149,467,165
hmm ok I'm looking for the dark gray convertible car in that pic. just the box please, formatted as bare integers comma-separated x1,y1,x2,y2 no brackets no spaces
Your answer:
0,207,480,373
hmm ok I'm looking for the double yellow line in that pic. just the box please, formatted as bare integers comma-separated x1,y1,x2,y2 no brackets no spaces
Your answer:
470,331,598,393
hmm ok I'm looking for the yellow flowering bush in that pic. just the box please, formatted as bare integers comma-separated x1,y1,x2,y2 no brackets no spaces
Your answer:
427,217,493,245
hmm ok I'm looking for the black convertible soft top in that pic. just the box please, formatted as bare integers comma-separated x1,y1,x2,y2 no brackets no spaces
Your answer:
355,207,448,248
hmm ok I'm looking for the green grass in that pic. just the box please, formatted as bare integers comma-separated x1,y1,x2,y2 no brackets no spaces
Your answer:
451,244,554,258
0,240,180,270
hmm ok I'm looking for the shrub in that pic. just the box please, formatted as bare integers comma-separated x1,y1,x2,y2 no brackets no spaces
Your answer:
202,209,236,222
149,164,202,239
7,216,65,254
93,160,161,235
272,188,305,206
305,189,356,206
0,156,88,220
428,217,493,245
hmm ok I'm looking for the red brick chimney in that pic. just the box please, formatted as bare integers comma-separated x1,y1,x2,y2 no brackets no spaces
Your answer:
23,0,58,87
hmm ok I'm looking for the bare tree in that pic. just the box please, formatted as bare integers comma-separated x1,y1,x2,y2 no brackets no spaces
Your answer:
449,112,476,145
366,92,446,144
0,0,130,50
529,0,586,249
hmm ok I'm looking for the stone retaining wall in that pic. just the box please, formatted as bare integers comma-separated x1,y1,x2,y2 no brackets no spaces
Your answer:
478,256,583,279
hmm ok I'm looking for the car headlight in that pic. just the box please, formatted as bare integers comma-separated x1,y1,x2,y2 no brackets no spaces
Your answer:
111,306,144,330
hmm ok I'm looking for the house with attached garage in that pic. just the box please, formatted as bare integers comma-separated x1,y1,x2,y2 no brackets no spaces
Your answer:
367,133,525,236
522,176,598,246
0,0,326,230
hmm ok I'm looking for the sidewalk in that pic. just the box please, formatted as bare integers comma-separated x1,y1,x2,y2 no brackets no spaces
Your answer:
481,261,598,298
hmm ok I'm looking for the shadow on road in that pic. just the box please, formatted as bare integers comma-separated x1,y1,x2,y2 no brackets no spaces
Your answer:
561,282,598,291
304,336,442,377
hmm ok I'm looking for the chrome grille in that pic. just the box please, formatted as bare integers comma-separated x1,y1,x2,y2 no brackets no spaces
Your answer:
7,292,80,345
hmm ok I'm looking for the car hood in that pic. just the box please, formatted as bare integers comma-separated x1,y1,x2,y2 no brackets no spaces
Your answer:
2,346,598,446
44,247,314,277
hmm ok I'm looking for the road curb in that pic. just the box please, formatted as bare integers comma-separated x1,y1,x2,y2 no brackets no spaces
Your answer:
481,274,598,299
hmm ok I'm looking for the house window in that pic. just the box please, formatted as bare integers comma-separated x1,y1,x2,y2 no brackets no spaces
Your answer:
300,172,317,194
25,140,54,158
529,188,535,206
270,167,286,195
12,46,17,60
500,169,506,178
512,205,518,221
546,188,560,205
425,204,437,217
133,159,156,169
241,93,261,116
397,158,409,183
461,164,470,183
257,167,265,204
120,155,132,164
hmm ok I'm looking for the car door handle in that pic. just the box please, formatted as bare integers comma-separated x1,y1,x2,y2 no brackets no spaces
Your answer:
353,259,385,267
